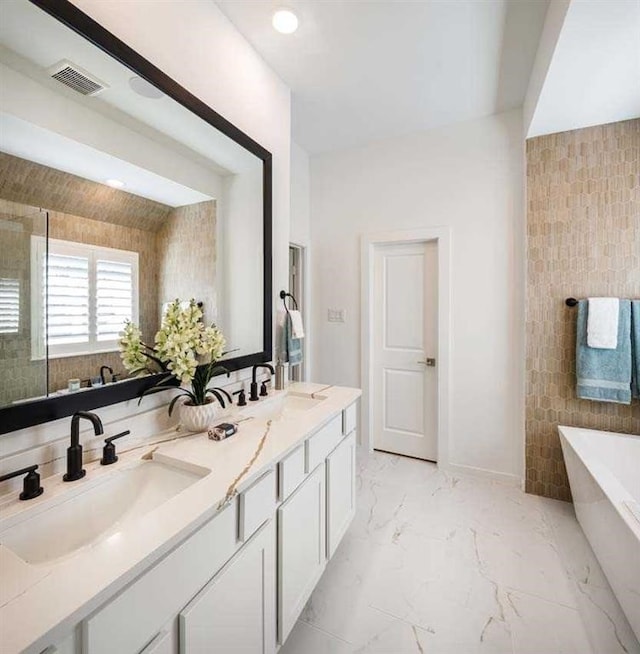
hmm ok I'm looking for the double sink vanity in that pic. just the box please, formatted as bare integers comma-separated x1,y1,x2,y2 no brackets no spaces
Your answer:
0,383,361,653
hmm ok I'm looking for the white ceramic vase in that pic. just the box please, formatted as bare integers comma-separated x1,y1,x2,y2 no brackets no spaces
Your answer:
179,399,218,433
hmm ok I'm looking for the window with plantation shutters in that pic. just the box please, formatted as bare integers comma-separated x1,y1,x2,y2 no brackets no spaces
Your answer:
31,237,138,358
0,277,20,334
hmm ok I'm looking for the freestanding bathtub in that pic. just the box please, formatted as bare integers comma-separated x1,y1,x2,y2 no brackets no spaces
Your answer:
559,426,640,641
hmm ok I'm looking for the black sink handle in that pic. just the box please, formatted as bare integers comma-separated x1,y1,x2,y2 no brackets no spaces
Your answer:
0,464,44,501
100,430,131,466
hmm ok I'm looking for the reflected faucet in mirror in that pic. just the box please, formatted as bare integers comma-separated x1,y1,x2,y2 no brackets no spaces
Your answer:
100,366,114,385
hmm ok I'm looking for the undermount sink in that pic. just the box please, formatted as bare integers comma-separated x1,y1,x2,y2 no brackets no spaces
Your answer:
243,391,327,421
0,459,207,566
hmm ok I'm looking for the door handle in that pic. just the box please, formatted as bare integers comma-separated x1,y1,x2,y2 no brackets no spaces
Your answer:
417,358,436,367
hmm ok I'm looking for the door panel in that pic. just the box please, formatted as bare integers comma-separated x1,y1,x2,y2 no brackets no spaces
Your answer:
278,464,326,645
383,368,425,435
373,241,437,461
384,252,424,350
179,520,276,654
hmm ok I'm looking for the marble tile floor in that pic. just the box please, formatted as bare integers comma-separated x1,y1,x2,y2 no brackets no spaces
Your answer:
281,450,640,654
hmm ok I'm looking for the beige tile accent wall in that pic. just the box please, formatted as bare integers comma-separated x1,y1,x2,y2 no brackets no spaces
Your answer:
0,200,47,405
0,152,171,231
156,200,217,325
526,119,640,501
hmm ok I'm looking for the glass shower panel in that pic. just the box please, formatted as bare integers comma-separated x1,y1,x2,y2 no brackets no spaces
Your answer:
0,200,47,407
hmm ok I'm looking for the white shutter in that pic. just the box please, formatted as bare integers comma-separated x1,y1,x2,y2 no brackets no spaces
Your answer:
32,238,139,358
96,259,134,342
47,252,90,347
0,278,20,334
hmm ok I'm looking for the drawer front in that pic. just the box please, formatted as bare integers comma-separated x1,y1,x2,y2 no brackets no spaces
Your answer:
279,444,306,501
239,469,276,542
343,402,357,435
306,415,343,473
83,500,238,654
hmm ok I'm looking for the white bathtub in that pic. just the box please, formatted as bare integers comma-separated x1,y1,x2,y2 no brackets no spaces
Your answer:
559,426,640,640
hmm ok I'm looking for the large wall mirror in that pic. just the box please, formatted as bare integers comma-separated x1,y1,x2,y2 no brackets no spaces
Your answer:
0,0,272,434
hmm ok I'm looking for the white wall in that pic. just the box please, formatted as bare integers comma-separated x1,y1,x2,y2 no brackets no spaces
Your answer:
289,141,312,378
310,109,525,482
290,142,311,248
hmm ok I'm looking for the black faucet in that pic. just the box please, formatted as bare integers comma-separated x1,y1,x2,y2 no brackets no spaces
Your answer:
100,365,114,385
249,364,275,401
64,411,104,482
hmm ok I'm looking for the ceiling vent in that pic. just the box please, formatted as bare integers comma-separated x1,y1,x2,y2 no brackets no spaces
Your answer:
48,60,108,96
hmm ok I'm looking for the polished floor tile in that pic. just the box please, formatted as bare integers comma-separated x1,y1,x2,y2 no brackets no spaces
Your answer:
280,450,640,654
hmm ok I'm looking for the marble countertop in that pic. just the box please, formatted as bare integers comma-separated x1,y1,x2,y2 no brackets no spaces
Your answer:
0,382,361,654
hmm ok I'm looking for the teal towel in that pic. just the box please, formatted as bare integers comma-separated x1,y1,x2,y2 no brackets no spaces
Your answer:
576,299,632,404
632,301,640,399
285,312,303,367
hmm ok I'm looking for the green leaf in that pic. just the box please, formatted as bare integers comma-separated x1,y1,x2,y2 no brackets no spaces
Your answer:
168,392,187,417
211,386,232,403
207,389,225,408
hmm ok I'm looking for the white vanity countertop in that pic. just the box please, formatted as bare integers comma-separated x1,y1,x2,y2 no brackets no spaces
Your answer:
0,382,361,654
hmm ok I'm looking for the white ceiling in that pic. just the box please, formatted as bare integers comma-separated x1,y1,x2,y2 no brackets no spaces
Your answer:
528,0,640,138
216,0,549,154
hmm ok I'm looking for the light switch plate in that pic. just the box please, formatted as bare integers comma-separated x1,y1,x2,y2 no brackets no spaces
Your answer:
327,308,346,323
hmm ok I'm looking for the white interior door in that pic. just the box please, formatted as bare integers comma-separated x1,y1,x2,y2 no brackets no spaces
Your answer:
372,241,438,461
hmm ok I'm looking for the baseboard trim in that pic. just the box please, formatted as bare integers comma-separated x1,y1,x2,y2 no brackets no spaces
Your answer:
441,461,522,487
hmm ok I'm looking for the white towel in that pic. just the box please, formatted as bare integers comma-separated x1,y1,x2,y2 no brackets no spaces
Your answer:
289,310,305,339
587,298,619,349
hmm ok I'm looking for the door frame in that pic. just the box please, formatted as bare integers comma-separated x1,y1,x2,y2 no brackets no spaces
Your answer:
288,242,310,381
361,227,452,468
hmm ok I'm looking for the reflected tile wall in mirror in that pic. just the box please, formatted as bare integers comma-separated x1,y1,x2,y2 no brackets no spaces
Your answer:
0,200,47,405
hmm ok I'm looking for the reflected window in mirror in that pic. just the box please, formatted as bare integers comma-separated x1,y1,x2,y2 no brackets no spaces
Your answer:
31,237,139,360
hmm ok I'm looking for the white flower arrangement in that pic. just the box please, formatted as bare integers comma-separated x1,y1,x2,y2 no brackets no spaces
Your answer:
119,299,230,413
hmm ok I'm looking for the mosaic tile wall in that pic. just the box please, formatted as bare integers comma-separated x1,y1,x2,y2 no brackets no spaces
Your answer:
157,200,217,325
0,153,171,231
525,119,640,501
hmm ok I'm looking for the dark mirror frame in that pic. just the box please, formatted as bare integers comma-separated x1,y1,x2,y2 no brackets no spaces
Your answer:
0,0,273,435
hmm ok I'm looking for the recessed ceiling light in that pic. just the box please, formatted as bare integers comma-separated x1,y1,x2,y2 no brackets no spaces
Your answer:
105,179,125,189
272,8,298,34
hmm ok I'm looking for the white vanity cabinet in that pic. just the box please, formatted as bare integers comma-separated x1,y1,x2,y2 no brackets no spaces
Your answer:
33,400,359,654
180,519,276,654
277,462,326,644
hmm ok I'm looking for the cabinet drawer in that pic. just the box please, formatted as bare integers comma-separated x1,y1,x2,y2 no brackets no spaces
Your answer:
343,402,357,435
279,444,306,501
83,500,238,654
306,415,343,473
239,470,276,542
